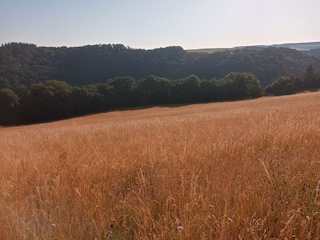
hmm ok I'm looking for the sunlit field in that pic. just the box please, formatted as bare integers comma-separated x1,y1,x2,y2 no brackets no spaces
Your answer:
1,92,320,239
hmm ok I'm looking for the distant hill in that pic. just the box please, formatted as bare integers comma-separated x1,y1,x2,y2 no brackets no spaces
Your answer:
186,48,228,54
1,42,320,88
187,41,320,53
271,42,320,51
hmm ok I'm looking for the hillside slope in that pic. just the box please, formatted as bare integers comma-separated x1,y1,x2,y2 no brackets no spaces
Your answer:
272,41,320,51
1,43,320,88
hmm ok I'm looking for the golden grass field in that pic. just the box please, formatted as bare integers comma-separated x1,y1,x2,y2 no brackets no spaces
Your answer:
1,92,320,239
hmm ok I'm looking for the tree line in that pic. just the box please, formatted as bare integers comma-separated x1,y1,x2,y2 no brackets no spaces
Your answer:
0,72,263,125
1,65,319,126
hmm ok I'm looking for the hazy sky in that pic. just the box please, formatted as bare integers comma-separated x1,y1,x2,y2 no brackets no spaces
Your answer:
1,0,320,49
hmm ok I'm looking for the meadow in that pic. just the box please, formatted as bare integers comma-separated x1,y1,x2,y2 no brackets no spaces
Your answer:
1,92,320,239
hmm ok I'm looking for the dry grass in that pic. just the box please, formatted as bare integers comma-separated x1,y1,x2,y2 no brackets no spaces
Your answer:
1,92,320,239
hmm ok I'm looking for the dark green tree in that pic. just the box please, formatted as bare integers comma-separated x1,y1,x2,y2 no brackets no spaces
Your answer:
29,80,73,122
45,80,73,119
265,76,303,95
200,79,218,102
0,88,19,125
13,84,31,124
170,79,184,103
72,85,105,115
137,75,171,105
222,72,263,100
303,65,317,89
96,83,113,110
107,76,137,108
181,75,202,102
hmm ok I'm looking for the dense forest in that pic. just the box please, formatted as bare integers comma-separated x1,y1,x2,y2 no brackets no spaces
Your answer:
1,42,320,88
1,42,320,126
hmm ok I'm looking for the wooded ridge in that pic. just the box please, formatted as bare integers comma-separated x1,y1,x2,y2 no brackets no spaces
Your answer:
1,42,320,88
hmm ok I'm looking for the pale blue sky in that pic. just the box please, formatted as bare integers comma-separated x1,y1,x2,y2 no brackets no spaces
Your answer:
1,0,320,49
